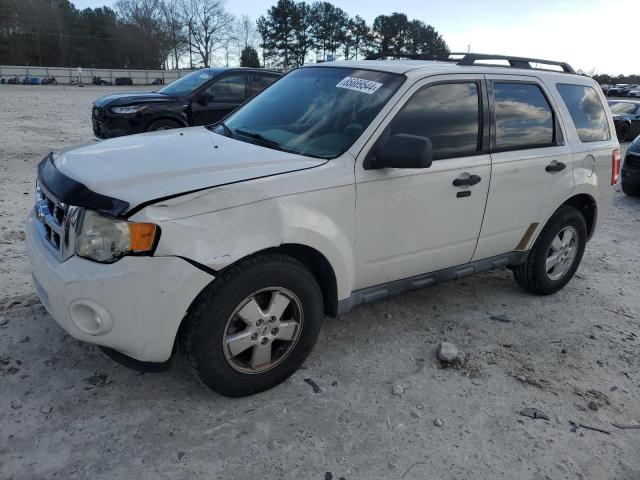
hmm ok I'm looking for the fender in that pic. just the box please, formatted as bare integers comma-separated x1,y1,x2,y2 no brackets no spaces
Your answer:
523,186,600,251
144,185,357,301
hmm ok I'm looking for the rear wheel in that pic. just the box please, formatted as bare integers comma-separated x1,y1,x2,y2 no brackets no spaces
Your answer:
180,254,323,397
148,118,181,132
513,205,587,295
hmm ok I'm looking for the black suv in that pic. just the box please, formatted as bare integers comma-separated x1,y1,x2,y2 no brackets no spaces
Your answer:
622,135,640,196
92,67,282,139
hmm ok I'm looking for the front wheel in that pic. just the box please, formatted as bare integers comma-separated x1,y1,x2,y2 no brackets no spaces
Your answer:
513,205,587,295
179,254,323,397
148,118,181,132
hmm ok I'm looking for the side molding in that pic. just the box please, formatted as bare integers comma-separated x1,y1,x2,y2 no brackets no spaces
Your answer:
337,251,528,316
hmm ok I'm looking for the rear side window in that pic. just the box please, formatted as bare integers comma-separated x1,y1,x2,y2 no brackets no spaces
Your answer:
387,82,480,160
556,84,610,142
206,73,247,102
494,83,554,150
252,73,279,94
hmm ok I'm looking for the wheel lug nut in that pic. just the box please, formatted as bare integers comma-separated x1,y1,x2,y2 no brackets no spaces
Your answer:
256,319,263,326
261,337,269,345
269,316,276,323
251,333,258,341
271,327,279,335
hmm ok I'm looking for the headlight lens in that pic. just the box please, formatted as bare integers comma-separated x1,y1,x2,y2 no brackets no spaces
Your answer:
110,105,146,114
75,210,159,263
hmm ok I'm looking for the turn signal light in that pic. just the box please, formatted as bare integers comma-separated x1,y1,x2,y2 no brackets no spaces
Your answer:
128,223,158,252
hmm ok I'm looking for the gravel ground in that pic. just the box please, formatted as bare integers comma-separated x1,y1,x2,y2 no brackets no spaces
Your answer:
1,85,639,480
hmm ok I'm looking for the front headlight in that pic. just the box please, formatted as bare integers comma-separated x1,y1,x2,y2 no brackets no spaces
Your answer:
75,210,159,263
110,105,146,114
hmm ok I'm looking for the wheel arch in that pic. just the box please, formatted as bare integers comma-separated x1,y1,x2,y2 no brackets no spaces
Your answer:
561,193,597,240
146,115,188,131
216,244,340,318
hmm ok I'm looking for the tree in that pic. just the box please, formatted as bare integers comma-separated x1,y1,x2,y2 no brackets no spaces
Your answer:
234,14,258,51
344,15,372,60
240,45,260,67
116,0,169,68
372,12,408,57
257,0,298,68
310,2,348,61
159,0,186,69
371,12,448,58
178,0,234,67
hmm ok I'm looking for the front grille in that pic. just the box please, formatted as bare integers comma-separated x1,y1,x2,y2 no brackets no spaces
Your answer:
92,106,105,122
35,182,81,261
624,150,640,169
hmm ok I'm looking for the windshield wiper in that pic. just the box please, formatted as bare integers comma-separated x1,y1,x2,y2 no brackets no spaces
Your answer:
218,121,233,137
234,128,284,151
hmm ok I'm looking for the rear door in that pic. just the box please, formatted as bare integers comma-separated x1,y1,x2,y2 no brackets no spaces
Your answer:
353,75,492,290
191,72,248,125
473,75,574,260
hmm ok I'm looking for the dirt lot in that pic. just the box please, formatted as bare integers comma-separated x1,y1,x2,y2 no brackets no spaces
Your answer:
1,85,639,480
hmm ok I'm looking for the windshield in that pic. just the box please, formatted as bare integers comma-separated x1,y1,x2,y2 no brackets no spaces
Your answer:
220,67,405,159
609,102,637,115
158,70,216,96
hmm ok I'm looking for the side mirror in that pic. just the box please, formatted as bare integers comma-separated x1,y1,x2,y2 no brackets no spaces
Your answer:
364,134,433,170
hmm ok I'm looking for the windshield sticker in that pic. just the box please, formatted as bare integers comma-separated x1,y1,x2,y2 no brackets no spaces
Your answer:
336,77,383,94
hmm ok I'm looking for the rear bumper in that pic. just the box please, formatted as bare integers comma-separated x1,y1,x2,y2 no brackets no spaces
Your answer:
26,212,213,362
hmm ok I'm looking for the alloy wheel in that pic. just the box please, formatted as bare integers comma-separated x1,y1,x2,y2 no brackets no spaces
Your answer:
222,288,303,374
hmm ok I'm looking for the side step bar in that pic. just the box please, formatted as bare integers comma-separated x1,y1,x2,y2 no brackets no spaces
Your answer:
336,251,528,316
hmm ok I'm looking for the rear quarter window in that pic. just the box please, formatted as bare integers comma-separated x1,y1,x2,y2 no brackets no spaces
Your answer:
556,84,610,142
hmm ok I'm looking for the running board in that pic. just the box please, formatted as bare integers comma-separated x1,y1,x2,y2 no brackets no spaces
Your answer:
337,252,528,316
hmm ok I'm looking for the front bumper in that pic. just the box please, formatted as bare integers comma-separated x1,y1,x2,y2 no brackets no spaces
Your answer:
26,212,213,362
92,110,146,139
622,151,640,189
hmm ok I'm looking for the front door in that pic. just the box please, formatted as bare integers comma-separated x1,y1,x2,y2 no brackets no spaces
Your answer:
353,75,491,290
191,72,248,126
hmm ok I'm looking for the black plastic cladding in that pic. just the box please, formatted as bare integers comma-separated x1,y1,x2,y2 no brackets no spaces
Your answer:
38,154,130,217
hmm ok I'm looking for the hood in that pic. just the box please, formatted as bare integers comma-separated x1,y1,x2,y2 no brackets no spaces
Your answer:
93,92,177,108
52,127,326,214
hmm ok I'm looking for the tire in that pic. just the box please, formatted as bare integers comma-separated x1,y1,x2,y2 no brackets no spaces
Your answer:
148,118,181,132
179,254,324,397
513,205,587,295
617,123,631,142
622,181,640,197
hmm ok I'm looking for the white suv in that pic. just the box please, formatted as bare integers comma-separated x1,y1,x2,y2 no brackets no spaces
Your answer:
26,54,620,396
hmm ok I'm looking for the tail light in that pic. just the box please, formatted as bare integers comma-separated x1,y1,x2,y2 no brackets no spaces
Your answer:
611,148,620,185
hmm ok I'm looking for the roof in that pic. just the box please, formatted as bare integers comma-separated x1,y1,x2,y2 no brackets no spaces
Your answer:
306,54,578,78
306,60,454,74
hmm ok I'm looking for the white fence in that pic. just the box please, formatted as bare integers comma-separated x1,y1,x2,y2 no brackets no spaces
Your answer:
0,65,196,85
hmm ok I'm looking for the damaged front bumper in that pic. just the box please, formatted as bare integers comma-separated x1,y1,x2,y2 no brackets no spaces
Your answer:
25,212,213,362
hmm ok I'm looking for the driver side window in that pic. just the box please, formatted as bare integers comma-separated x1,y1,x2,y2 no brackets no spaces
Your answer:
203,74,247,103
386,82,481,160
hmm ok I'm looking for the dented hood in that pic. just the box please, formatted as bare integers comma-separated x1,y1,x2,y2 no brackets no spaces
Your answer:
52,127,325,214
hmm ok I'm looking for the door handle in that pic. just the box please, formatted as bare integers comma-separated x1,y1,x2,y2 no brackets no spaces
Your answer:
453,174,481,187
545,161,566,172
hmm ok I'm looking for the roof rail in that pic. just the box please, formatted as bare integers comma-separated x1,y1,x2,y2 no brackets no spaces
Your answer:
365,52,576,74
452,53,576,74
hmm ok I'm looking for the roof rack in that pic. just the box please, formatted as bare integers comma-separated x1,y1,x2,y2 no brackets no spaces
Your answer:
365,52,576,74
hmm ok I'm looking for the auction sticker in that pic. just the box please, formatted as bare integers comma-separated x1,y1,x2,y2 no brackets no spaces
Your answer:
336,77,383,94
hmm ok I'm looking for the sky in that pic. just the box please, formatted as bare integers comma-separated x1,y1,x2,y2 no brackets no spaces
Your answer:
72,0,637,75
